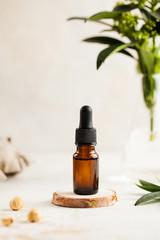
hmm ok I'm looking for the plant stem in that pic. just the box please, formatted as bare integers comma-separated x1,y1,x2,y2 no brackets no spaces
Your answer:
150,107,155,141
150,107,154,131
153,37,156,52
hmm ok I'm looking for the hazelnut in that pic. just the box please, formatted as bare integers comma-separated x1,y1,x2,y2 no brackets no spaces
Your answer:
9,196,24,211
28,208,42,222
1,218,13,227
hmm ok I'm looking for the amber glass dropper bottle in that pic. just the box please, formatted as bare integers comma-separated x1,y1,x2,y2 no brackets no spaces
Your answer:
73,106,99,195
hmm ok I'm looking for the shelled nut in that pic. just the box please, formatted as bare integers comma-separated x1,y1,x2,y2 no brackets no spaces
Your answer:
1,218,13,227
9,196,24,211
28,208,42,222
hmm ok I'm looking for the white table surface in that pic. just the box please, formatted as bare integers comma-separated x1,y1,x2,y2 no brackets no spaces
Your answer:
0,152,159,240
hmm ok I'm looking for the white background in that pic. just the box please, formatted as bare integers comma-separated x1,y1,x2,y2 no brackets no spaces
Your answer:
0,0,149,153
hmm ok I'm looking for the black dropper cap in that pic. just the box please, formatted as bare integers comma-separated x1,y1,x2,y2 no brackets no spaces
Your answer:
75,106,97,145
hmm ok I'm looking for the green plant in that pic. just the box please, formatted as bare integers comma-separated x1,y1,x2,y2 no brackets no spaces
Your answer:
68,0,160,139
135,179,160,205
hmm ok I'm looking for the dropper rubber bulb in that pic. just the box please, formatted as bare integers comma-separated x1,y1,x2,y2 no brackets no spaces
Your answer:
79,106,93,129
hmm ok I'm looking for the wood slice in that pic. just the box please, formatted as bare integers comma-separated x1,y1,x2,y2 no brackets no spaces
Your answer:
51,189,117,208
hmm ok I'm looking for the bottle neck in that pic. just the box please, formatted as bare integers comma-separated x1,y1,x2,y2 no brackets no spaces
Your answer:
76,144,95,152
74,144,98,159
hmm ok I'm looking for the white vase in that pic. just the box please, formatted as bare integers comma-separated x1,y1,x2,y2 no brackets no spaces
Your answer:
123,74,160,180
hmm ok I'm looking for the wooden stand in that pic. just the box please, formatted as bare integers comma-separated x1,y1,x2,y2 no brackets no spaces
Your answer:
51,189,117,208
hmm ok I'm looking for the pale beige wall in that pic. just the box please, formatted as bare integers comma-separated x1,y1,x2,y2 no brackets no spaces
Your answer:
0,0,148,152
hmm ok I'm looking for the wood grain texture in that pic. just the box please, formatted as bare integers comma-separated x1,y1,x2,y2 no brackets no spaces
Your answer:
51,189,117,208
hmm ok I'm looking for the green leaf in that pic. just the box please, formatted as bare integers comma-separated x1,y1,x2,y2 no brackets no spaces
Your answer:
113,4,138,12
97,43,133,69
150,8,160,20
155,22,160,34
139,179,160,187
68,17,87,21
84,36,136,49
136,184,160,192
83,37,134,59
140,9,154,20
100,29,114,32
88,11,121,21
119,49,134,58
140,8,160,21
83,36,126,45
135,191,160,206
142,74,155,108
67,17,113,27
138,48,154,74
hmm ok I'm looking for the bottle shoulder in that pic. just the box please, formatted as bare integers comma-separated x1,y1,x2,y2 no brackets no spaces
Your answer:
73,150,99,160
